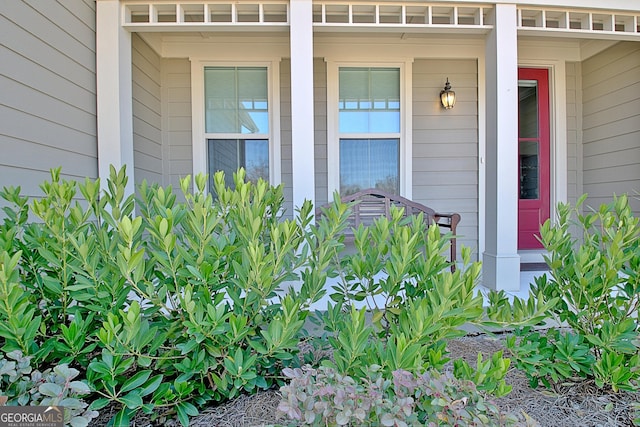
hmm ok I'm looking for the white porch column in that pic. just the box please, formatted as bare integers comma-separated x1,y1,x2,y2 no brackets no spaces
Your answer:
289,0,316,210
483,4,520,291
96,0,134,196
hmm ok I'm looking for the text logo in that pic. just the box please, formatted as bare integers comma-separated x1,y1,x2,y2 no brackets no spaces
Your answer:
0,406,64,427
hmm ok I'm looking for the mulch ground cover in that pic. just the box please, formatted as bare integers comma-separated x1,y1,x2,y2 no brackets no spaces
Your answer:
89,334,639,426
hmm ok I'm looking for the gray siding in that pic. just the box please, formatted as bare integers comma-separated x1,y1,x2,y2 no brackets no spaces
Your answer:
565,62,582,207
314,58,329,208
412,59,479,260
280,59,293,217
132,34,162,187
161,58,192,196
0,0,97,197
581,42,640,216
279,58,327,216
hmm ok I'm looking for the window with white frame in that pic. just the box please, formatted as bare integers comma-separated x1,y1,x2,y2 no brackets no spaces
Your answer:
329,64,409,197
204,66,270,192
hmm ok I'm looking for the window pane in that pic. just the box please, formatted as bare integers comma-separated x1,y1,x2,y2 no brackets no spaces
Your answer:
340,138,399,195
518,81,538,139
339,68,400,133
205,67,269,134
519,141,539,199
208,139,269,192
244,140,270,183
205,68,236,133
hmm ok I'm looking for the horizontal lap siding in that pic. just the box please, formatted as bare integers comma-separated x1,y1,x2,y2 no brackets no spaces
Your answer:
565,62,582,208
412,59,479,260
132,34,162,187
314,59,328,208
162,58,192,199
581,42,640,216
279,58,326,217
0,0,97,198
280,59,293,218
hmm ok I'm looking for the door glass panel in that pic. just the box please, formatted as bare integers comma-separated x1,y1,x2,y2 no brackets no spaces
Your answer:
519,141,539,200
518,80,538,139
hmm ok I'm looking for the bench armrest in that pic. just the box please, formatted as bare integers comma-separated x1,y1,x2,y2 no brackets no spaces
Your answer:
433,212,461,234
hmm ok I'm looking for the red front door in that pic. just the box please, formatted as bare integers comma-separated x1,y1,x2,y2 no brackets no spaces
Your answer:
518,68,550,249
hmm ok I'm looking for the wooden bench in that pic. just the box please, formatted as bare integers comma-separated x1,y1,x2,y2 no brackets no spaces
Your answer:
315,188,461,269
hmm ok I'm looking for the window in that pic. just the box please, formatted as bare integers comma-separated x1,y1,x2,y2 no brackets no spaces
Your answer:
207,139,269,190
202,65,274,193
328,64,410,198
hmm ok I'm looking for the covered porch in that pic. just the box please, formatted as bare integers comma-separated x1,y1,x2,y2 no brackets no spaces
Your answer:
95,0,640,291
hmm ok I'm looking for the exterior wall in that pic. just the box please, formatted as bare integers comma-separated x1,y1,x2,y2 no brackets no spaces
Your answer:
314,58,329,208
132,34,162,187
276,56,329,216
412,59,479,260
0,0,97,197
581,41,640,216
161,58,192,195
565,62,582,208
280,59,294,217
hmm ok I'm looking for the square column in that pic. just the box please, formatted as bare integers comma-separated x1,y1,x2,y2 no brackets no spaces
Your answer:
96,0,134,195
483,4,520,291
289,0,316,210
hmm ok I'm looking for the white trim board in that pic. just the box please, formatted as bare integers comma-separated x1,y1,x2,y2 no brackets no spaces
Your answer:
325,59,414,200
189,59,282,191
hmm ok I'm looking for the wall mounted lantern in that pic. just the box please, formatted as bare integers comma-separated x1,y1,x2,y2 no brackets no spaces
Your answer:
440,78,456,109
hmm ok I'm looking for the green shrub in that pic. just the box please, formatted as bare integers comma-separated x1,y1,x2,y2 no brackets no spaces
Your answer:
315,204,520,395
287,196,560,422
278,365,535,426
0,167,346,426
510,194,640,391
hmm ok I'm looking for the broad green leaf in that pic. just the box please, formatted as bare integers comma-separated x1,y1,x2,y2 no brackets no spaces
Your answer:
109,409,130,427
139,375,163,397
120,391,143,409
88,398,111,411
121,370,152,393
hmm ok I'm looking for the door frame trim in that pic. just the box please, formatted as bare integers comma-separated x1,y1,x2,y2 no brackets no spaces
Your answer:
518,67,551,249
518,60,568,238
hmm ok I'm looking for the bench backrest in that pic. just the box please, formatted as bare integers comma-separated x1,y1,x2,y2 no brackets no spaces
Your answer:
315,188,460,268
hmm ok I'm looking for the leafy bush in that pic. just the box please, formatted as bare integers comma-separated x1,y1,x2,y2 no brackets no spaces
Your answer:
277,200,551,426
314,204,523,394
278,196,560,424
510,194,640,391
278,365,536,426
0,350,98,427
504,327,594,388
0,167,346,426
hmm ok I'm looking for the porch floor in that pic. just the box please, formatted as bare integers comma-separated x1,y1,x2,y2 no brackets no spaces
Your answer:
477,268,549,305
